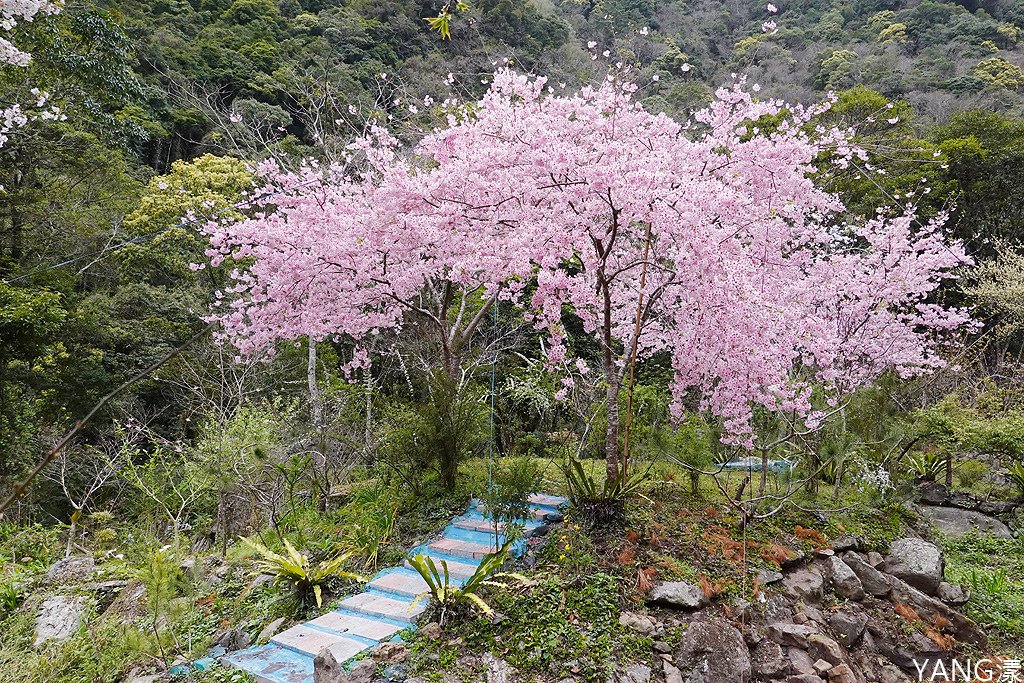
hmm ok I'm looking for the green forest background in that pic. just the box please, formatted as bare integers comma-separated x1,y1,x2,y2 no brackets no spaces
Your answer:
5,0,1024,513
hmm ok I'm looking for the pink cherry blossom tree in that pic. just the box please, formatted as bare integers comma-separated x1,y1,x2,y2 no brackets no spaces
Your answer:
1,0,63,148
204,70,970,486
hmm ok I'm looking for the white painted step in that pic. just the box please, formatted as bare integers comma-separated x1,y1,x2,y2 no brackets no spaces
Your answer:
338,591,425,623
308,610,404,641
271,625,365,658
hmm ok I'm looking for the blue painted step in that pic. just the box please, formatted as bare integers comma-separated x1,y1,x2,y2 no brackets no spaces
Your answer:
223,494,566,683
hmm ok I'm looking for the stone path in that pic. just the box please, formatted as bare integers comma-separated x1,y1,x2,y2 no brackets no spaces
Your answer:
223,493,566,683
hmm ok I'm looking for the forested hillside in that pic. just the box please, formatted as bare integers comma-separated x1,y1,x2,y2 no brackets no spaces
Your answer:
4,0,1024,681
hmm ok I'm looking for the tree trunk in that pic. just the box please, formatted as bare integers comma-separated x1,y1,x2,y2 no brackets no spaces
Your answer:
605,367,621,482
308,338,322,431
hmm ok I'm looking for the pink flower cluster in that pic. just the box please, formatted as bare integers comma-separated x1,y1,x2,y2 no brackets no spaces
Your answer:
203,70,970,445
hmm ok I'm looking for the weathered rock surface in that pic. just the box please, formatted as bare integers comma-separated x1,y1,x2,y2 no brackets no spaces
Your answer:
886,574,985,646
647,581,707,610
919,506,1013,539
613,663,651,683
256,616,286,644
45,556,95,585
675,615,751,683
782,568,824,603
824,556,865,601
618,611,657,635
936,581,969,606
34,596,86,646
768,622,817,649
751,639,789,678
885,538,944,594
315,651,378,683
829,609,868,646
841,553,891,597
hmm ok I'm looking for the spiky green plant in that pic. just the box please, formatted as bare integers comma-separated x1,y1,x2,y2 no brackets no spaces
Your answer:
407,541,529,625
561,457,649,525
907,450,950,481
1006,462,1024,498
242,537,365,607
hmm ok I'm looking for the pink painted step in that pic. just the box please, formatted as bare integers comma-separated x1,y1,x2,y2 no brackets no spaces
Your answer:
338,592,425,622
428,537,497,561
368,571,430,597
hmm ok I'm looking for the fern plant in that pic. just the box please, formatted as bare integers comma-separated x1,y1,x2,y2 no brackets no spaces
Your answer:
242,537,365,608
407,541,529,625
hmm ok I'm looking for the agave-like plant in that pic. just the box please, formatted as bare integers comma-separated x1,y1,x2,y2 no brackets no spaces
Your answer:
1007,462,1024,499
242,536,366,607
407,540,529,625
561,457,649,525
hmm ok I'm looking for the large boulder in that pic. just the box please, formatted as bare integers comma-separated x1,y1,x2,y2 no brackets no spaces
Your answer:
45,556,95,585
646,581,707,610
841,553,890,598
34,596,86,646
886,575,985,646
885,539,944,594
919,507,1013,539
828,609,868,647
675,614,751,683
314,651,375,683
782,568,824,603
824,556,865,601
768,622,817,649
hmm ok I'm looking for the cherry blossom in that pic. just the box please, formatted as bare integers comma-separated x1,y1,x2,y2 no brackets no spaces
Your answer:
204,70,970,480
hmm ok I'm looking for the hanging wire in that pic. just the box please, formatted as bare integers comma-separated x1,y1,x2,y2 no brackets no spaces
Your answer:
488,293,498,489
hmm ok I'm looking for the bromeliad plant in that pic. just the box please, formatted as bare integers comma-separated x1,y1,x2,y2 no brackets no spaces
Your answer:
242,537,365,607
407,540,529,625
562,457,649,526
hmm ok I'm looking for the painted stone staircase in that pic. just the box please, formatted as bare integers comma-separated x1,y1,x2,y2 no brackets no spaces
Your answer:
223,494,567,683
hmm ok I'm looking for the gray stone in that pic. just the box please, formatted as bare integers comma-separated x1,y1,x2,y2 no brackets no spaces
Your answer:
920,506,1013,539
675,615,751,683
484,654,512,683
918,482,948,505
886,575,985,645
757,568,784,585
783,568,824,603
788,647,817,676
45,556,95,585
215,627,252,652
653,641,672,654
663,661,683,683
383,664,409,682
618,611,657,635
768,622,817,649
841,553,891,597
647,581,707,610
614,663,651,683
830,536,863,552
885,538,944,594
812,659,832,675
827,664,857,683
34,596,86,646
751,639,789,678
544,511,564,523
256,616,286,644
828,610,867,646
865,552,884,567
825,556,865,601
806,634,844,667
936,581,969,606
764,595,794,623
787,676,825,683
